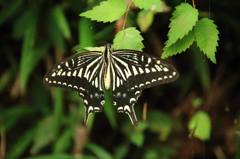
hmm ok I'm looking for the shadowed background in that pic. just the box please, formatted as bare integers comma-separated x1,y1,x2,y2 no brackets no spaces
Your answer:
0,0,240,159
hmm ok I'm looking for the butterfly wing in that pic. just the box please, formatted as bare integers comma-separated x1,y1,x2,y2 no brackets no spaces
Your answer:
43,51,105,125
111,50,179,125
112,50,179,90
111,80,142,126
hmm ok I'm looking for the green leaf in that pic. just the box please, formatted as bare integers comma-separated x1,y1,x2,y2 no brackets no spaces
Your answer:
76,46,105,54
129,131,144,147
51,5,71,40
84,46,105,52
0,107,34,131
133,0,162,12
137,10,154,32
53,88,64,137
53,128,73,153
166,3,198,47
29,76,50,114
112,27,144,51
0,0,24,25
30,116,55,154
20,17,38,92
188,111,211,140
194,18,219,64
113,144,129,159
12,5,40,39
20,40,50,95
85,142,113,159
148,111,172,141
79,0,127,23
191,97,203,108
162,30,195,58
144,145,176,159
23,154,78,159
45,9,66,52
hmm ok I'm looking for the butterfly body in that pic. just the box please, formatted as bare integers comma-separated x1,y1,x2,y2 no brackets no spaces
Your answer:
44,44,179,126
103,46,112,90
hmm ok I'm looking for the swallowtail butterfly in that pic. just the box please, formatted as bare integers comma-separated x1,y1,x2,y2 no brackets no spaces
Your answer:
43,44,179,126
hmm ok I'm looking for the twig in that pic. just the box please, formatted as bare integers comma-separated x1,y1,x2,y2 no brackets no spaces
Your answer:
142,102,147,122
122,0,132,30
192,0,196,8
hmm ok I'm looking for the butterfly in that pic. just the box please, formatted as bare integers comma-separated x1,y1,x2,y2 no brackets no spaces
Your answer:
43,44,179,126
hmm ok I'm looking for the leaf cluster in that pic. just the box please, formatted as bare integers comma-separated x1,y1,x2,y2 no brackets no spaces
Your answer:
162,3,219,63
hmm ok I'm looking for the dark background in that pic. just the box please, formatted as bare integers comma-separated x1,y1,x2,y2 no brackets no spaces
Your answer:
0,0,240,159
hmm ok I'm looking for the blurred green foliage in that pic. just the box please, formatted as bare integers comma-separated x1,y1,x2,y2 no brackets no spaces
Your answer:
0,0,240,159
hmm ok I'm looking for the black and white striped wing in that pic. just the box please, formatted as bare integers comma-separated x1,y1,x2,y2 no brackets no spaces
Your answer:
43,52,105,124
111,50,179,126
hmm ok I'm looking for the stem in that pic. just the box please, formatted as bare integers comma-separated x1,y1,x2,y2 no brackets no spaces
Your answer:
142,102,147,122
122,0,132,30
192,0,196,8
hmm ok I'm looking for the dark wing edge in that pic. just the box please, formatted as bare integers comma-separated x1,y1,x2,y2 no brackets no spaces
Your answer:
43,51,105,125
112,83,142,126
112,50,179,91
43,51,102,90
111,50,179,126
81,86,105,126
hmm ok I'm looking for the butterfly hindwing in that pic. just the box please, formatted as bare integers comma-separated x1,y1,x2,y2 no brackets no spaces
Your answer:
82,86,105,125
112,79,142,126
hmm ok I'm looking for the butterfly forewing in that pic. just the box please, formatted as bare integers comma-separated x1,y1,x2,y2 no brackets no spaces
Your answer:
112,50,179,90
